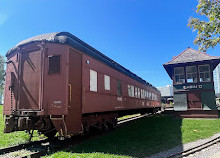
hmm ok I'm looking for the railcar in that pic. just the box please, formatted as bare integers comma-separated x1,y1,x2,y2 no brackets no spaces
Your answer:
3,32,161,138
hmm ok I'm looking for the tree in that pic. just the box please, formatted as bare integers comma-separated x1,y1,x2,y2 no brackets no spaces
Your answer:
0,55,5,95
188,0,220,52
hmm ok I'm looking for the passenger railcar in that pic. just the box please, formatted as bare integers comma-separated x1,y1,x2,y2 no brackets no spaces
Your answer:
4,32,161,138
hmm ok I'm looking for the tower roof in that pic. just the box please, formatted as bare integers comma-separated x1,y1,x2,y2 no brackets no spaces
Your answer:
163,47,220,79
164,47,220,65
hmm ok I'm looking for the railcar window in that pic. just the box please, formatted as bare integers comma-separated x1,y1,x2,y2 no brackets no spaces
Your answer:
141,89,143,99
117,80,122,96
135,87,138,98
141,89,145,99
128,85,132,97
48,55,60,74
186,66,197,83
128,85,134,97
138,88,140,98
155,94,158,101
149,92,152,100
90,70,97,92
131,85,134,97
152,93,155,100
199,64,211,82
174,67,185,84
104,75,110,90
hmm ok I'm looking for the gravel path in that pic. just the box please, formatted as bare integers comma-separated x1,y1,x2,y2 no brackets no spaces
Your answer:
146,133,220,158
184,142,220,158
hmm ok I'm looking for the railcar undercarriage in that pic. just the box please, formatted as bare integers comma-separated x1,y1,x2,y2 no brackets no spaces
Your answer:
4,112,55,139
4,107,161,140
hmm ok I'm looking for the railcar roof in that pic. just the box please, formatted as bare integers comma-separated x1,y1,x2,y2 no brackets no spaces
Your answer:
6,32,159,91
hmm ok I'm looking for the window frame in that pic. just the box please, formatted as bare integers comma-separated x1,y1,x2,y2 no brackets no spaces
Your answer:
186,66,197,83
90,69,98,92
128,85,135,97
137,88,140,98
135,87,138,98
128,84,132,97
48,55,61,75
104,75,110,90
131,85,134,97
198,64,211,82
174,67,185,84
117,80,122,96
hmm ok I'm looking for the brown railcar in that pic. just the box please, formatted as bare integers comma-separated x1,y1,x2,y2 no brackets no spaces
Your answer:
3,32,161,138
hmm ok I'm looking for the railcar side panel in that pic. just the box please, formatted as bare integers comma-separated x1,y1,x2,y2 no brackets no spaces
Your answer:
18,47,42,110
42,43,69,115
3,32,161,137
81,54,160,114
4,52,19,115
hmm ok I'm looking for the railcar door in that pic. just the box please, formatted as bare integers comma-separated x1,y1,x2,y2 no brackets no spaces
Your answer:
18,48,43,110
64,48,83,134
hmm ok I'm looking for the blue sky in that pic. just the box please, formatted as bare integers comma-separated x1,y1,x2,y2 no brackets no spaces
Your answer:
1,0,220,87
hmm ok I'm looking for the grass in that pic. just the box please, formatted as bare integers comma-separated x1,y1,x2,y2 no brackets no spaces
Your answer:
1,105,220,157
0,105,44,148
46,115,220,158
181,118,220,143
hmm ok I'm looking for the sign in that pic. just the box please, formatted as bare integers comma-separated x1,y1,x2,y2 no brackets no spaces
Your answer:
183,85,203,90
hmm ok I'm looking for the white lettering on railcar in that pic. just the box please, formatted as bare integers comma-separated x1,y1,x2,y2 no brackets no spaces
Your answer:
117,97,122,101
115,106,125,109
54,101,62,104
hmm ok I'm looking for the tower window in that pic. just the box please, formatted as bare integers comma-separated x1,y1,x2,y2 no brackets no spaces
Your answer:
174,67,185,84
199,64,211,82
186,66,197,83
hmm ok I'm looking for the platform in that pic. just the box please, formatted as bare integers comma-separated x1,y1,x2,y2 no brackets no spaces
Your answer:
164,109,219,118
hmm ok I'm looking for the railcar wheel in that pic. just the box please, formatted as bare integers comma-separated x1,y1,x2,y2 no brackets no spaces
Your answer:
43,129,57,140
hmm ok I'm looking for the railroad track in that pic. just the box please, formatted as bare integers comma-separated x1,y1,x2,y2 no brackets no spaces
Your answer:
168,136,220,158
0,112,158,158
0,138,49,155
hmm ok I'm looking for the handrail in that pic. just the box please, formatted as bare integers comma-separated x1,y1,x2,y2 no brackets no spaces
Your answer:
68,84,72,105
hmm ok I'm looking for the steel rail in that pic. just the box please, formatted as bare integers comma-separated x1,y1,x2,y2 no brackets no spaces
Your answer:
168,136,220,158
0,138,49,155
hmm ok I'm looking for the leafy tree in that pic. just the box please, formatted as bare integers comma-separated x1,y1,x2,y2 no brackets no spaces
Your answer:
0,55,5,95
188,0,220,52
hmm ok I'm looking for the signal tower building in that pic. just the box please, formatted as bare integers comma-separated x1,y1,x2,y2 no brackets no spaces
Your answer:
163,48,220,118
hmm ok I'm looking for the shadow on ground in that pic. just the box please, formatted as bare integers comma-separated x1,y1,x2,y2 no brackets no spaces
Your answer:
53,115,183,158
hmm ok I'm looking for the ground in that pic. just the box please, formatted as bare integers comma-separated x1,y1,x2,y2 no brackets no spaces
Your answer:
45,115,220,158
1,105,220,158
0,105,44,148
